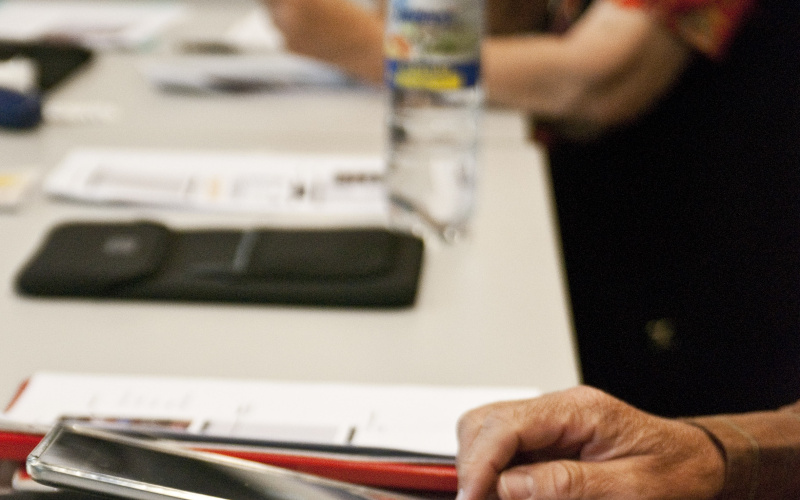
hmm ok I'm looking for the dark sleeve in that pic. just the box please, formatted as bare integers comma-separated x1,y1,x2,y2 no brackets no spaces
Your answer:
687,400,800,499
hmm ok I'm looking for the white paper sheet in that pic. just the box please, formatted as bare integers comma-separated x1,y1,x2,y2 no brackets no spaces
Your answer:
0,170,36,211
44,148,388,218
142,53,354,92
2,372,542,456
0,1,186,50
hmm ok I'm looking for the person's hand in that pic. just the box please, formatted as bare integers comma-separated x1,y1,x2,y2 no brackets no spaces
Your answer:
261,0,384,83
456,386,725,500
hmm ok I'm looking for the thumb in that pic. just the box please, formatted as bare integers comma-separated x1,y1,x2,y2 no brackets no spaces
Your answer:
498,461,637,500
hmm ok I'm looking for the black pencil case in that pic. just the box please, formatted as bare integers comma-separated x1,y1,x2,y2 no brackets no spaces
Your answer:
15,221,424,308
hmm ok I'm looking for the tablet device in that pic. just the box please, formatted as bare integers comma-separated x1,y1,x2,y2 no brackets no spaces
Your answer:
27,425,425,500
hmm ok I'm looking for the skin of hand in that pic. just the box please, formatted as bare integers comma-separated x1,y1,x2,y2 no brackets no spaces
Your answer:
456,386,726,500
261,0,386,83
260,0,692,133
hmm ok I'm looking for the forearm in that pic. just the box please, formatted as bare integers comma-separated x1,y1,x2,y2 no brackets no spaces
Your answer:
266,0,385,84
688,401,800,500
312,0,550,85
482,34,580,117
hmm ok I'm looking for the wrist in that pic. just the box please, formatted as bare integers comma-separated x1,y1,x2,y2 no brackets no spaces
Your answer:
682,420,727,499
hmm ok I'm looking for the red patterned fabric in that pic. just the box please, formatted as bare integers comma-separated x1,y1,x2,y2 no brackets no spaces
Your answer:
610,0,757,57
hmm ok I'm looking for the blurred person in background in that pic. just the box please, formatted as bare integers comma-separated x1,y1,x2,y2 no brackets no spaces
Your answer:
263,0,800,417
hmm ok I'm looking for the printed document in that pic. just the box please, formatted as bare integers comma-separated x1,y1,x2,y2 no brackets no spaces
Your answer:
2,372,541,457
44,148,387,218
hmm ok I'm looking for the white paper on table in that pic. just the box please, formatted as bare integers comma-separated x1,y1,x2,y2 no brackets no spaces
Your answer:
171,7,283,55
0,170,37,211
147,9,354,92
2,372,542,456
141,53,354,92
44,148,388,218
0,1,186,50
223,8,284,53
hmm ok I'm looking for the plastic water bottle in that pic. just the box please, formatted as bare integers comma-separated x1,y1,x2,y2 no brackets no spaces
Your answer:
384,0,484,243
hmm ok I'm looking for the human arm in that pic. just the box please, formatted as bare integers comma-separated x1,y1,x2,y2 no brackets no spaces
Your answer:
457,386,800,500
260,0,548,86
482,0,692,131
262,0,386,84
687,401,800,499
262,0,690,132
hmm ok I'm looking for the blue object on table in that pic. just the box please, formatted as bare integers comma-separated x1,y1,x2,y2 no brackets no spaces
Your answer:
0,87,42,129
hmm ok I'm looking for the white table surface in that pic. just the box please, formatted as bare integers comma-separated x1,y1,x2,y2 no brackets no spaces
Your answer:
0,0,579,406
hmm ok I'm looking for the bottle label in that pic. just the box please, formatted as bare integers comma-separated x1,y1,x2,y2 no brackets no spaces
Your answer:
385,0,483,91
385,60,479,91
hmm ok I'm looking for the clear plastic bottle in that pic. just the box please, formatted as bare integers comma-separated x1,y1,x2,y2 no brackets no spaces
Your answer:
384,0,484,243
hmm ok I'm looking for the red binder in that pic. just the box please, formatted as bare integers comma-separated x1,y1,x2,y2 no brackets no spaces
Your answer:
0,378,458,492
0,429,457,491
